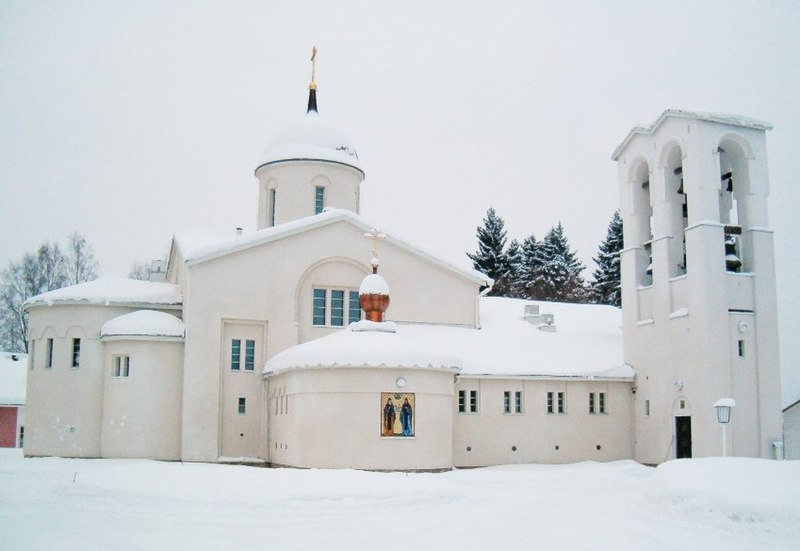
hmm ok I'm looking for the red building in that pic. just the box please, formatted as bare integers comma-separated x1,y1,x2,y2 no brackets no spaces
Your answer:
0,352,26,448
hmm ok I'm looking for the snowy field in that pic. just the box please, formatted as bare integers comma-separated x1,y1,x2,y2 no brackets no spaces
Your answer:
0,450,797,550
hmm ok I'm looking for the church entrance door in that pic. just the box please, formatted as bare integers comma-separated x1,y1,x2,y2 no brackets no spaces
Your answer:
675,416,692,459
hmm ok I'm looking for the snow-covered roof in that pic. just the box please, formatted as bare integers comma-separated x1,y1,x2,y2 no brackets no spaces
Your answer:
255,111,362,175
266,297,631,380
0,352,27,405
24,278,182,309
175,209,491,286
612,109,773,160
265,320,460,374
101,310,185,340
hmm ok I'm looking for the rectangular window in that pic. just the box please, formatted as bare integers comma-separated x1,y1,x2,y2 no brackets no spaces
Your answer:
557,392,565,414
238,397,246,415
469,390,479,413
244,340,255,371
504,391,511,414
331,290,345,327
589,392,596,414
458,390,466,413
738,339,745,358
113,355,130,378
45,338,53,369
348,291,361,323
71,338,81,368
313,289,327,326
231,339,241,370
515,391,522,413
547,392,554,414
315,186,325,215
269,188,276,227
599,392,606,414
645,400,650,417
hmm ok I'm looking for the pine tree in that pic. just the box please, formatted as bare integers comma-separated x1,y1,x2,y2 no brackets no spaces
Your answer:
533,223,587,302
467,207,509,296
591,210,623,307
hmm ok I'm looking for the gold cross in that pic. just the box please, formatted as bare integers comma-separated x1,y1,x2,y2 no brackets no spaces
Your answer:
310,46,318,85
364,228,386,272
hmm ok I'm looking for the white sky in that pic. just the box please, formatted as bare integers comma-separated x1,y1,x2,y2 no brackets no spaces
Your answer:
1,1,798,403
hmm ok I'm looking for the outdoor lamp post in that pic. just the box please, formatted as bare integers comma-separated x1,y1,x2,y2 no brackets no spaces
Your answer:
713,398,736,457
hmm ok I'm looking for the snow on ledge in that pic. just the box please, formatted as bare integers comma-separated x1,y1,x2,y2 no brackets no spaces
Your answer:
101,310,185,339
25,278,182,309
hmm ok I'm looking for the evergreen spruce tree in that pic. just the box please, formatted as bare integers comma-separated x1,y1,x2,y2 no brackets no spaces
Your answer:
502,239,523,298
467,207,510,296
517,233,543,299
591,210,623,306
533,222,587,302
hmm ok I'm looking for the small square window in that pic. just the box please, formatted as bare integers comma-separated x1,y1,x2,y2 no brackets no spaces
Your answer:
238,397,246,415
113,355,130,378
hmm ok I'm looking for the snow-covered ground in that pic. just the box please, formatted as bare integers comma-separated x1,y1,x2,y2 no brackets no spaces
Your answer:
0,450,797,550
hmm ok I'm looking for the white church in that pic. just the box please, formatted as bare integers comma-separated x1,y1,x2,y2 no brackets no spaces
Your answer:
22,58,783,470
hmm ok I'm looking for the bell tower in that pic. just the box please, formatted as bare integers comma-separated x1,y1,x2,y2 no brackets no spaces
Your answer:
254,47,365,230
613,110,782,463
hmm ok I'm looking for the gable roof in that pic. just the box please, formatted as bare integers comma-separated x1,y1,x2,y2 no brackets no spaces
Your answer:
175,209,491,286
612,109,773,161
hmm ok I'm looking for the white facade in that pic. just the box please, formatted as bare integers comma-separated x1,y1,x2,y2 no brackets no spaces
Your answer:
20,94,785,469
613,110,782,463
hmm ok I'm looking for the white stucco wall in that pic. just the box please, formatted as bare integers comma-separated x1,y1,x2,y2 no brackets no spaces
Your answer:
453,378,634,466
784,403,800,460
100,338,183,460
267,366,455,471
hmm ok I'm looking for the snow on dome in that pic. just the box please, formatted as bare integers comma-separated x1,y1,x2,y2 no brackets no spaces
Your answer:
264,323,460,374
101,310,185,339
359,273,390,296
256,111,362,174
25,278,182,308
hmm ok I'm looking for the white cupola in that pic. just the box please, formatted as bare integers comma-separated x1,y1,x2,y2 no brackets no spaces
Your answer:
255,48,365,230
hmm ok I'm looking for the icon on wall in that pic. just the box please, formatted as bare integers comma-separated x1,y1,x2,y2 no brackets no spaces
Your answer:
381,392,414,437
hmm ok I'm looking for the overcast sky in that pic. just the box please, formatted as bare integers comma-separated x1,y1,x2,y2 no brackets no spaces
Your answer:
1,1,798,404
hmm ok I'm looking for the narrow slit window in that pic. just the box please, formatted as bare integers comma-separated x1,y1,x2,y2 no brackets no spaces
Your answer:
599,392,606,414
547,392,554,414
244,340,255,371
503,391,511,414
469,390,478,413
238,397,246,415
45,338,53,369
71,338,81,368
557,392,565,414
231,339,241,371
269,188,276,226
315,186,326,215
589,392,596,414
645,400,651,417
514,391,522,413
458,390,466,413
738,339,745,358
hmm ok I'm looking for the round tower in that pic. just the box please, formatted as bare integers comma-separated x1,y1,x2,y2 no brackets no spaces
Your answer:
255,48,365,229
